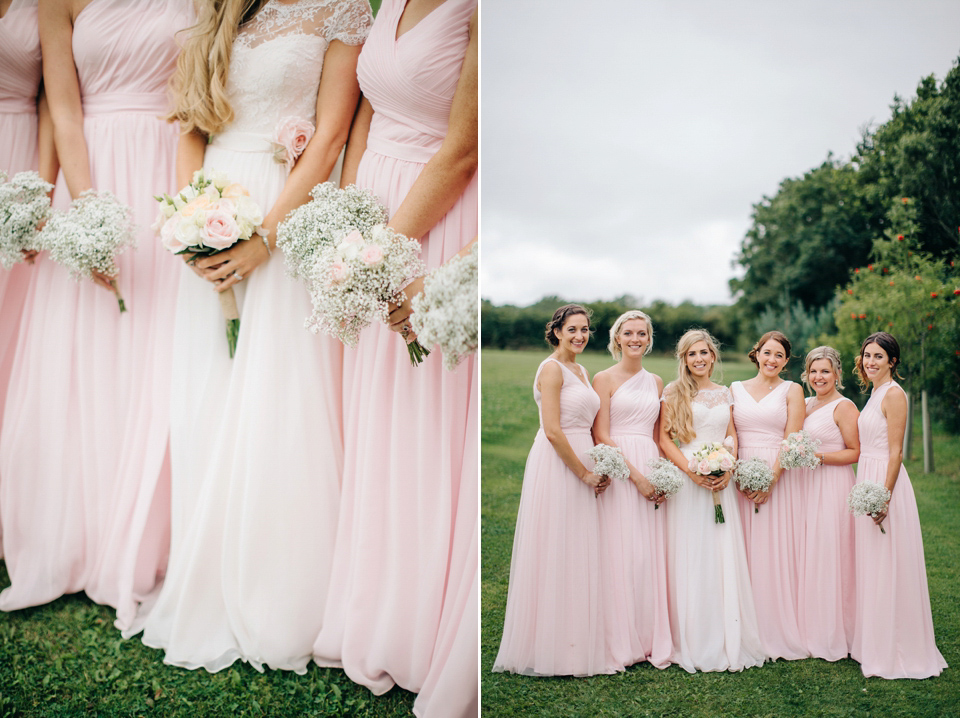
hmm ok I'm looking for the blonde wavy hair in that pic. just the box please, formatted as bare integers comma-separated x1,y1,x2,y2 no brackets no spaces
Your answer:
167,0,267,136
607,310,654,361
663,329,721,445
801,345,845,392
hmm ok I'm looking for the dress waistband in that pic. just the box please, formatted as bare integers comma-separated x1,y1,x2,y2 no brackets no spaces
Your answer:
82,92,170,117
210,132,277,155
858,450,888,461
0,97,36,114
366,135,438,164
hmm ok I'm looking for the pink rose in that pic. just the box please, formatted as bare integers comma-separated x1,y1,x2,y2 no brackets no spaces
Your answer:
201,210,241,250
329,260,350,284
343,229,364,244
720,456,734,471
360,245,383,266
161,216,188,253
697,460,711,475
274,116,315,170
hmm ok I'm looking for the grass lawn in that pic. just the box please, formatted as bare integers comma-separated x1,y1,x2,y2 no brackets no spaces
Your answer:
0,573,414,716
481,348,960,717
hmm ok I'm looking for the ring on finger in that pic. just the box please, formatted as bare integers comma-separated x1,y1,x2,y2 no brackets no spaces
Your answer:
232,271,244,281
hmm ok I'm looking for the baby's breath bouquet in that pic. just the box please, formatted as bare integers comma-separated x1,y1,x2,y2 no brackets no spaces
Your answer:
154,169,263,358
39,189,134,312
307,224,429,365
733,457,775,514
276,182,388,282
0,170,54,268
847,481,891,534
410,243,477,371
779,429,822,469
689,438,736,524
646,457,684,509
588,443,630,482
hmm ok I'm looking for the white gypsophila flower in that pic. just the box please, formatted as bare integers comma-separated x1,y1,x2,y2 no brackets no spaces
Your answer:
38,189,135,280
733,457,775,493
0,171,54,268
646,458,685,499
779,429,822,469
306,223,424,347
847,481,891,519
410,243,478,371
276,182,388,282
588,443,630,481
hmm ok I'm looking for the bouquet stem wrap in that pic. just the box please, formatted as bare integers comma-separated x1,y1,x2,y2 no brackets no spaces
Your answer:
218,287,240,358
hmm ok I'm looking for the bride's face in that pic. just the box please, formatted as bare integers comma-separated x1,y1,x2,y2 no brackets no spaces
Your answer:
756,339,788,378
685,340,714,378
618,318,650,359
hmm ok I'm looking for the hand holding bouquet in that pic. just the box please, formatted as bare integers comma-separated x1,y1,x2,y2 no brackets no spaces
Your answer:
689,437,736,523
733,457,775,513
847,481,891,534
588,443,630,482
779,429,822,469
39,189,134,312
154,169,263,357
646,458,684,509
0,170,53,268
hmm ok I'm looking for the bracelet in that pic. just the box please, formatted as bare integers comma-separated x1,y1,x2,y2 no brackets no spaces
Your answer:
256,226,272,256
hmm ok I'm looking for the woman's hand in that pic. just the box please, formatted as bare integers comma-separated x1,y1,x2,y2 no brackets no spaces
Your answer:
194,238,270,292
90,268,117,293
581,470,610,495
872,503,889,527
631,472,662,504
387,275,425,340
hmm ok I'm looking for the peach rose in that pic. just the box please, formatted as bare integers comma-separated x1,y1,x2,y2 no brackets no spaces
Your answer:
180,194,212,218
221,183,250,200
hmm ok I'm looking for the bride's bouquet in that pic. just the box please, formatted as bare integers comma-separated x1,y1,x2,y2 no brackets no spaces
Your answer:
588,443,630,482
689,438,735,524
847,481,891,534
0,170,54,268
779,429,822,469
645,458,684,509
39,189,135,312
733,457,775,513
306,224,429,365
410,243,478,370
154,169,263,357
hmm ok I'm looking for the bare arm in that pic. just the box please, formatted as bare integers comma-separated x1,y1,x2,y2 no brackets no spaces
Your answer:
175,129,207,191
540,362,604,491
817,401,860,466
37,88,59,186
880,385,907,494
339,95,371,188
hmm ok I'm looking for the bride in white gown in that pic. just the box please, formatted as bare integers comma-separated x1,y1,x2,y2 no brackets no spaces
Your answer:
125,0,372,673
658,329,766,672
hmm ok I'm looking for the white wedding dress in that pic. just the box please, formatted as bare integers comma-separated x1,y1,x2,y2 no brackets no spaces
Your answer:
125,0,372,673
665,385,766,672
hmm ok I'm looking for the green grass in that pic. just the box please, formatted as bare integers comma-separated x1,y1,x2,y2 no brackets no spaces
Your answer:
0,570,414,717
481,348,960,717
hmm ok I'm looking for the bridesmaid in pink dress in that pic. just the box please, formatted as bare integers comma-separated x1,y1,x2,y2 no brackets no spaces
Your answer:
493,305,618,676
732,330,808,660
795,346,860,661
313,0,478,697
0,0,192,628
0,0,56,559
850,332,946,679
591,310,672,669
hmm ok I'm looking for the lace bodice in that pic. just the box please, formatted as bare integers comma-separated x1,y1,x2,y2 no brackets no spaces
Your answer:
674,386,733,457
221,0,371,137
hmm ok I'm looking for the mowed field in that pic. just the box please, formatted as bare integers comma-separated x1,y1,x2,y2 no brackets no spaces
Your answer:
481,348,960,717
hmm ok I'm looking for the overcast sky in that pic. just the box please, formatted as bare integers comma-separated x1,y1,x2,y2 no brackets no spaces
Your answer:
480,0,960,307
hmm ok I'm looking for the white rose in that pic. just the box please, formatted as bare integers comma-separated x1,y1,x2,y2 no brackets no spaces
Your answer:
174,218,201,247
208,169,230,190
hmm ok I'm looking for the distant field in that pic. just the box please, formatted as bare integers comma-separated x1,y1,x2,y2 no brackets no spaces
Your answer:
481,348,960,717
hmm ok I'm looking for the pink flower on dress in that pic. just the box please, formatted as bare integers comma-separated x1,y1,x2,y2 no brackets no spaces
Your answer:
272,116,315,171
201,210,241,250
361,244,384,266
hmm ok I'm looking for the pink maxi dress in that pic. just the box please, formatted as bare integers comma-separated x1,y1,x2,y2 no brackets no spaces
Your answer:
0,0,191,629
313,0,478,696
0,0,42,560
732,380,807,661
493,358,620,676
597,368,671,668
850,381,946,679
796,397,857,661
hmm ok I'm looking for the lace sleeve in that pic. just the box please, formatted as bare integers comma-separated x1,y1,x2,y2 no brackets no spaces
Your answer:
325,0,373,45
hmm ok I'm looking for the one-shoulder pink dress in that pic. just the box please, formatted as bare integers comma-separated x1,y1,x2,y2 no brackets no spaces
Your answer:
732,381,807,661
0,0,192,629
796,396,857,661
313,0,478,695
597,368,671,669
0,0,42,559
494,358,620,676
850,381,946,679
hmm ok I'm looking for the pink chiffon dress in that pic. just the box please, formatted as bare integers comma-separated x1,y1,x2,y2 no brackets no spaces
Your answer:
796,397,857,661
0,0,192,628
493,358,620,676
850,381,946,679
0,0,42,561
313,0,478,695
597,368,671,669
732,380,807,661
